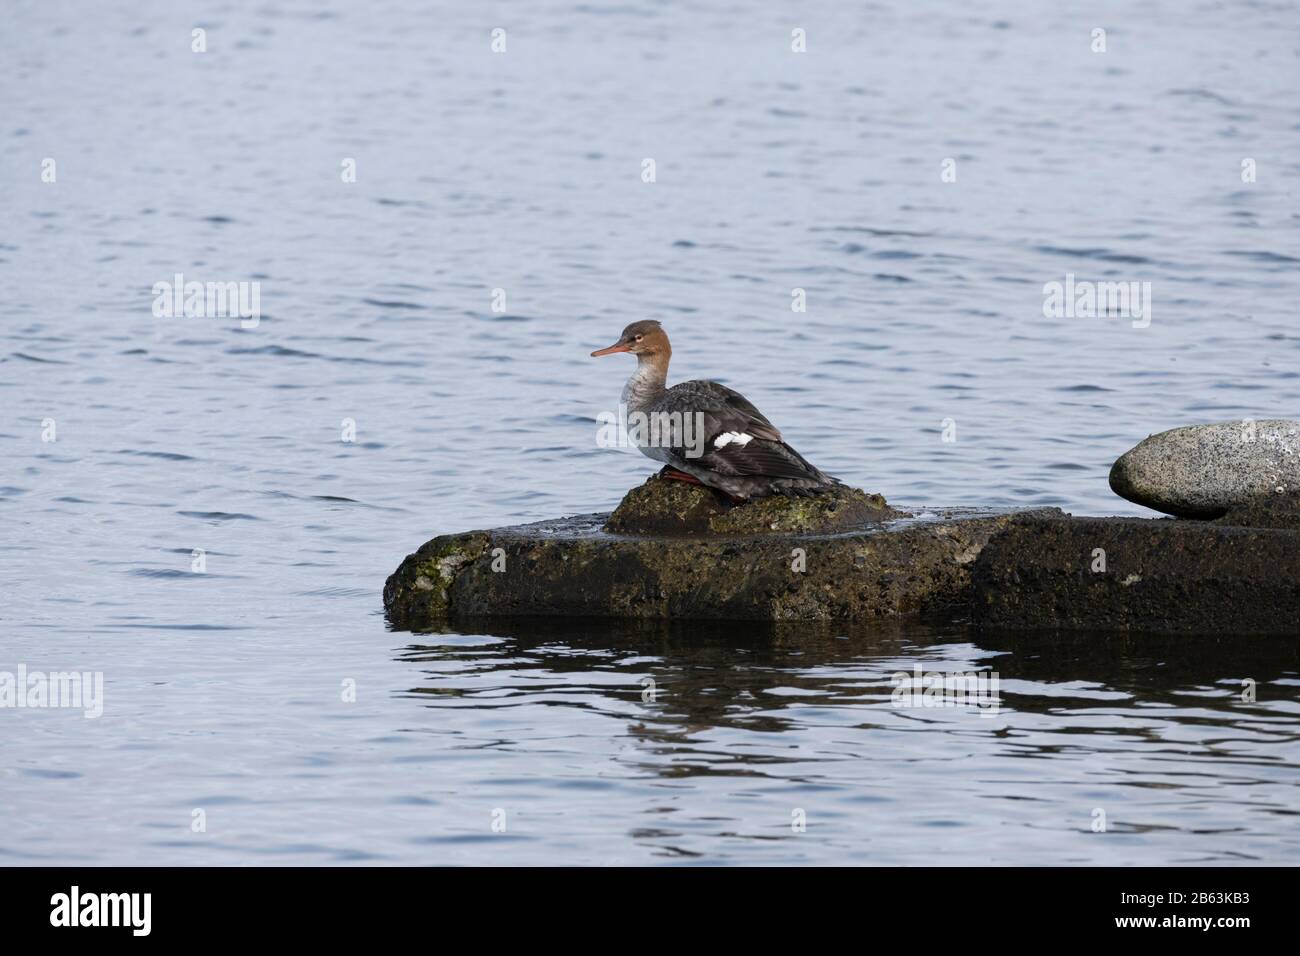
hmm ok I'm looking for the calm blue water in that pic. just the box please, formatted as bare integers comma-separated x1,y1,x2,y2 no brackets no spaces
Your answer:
2,0,1299,864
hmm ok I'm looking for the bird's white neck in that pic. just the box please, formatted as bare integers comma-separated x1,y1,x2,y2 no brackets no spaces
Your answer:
621,352,669,413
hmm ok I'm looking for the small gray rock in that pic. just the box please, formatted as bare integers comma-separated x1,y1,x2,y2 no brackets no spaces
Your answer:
1109,420,1300,518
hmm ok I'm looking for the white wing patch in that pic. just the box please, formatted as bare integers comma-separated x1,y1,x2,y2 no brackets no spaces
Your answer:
714,431,754,449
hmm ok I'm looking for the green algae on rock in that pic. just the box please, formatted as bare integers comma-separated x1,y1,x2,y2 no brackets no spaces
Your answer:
384,507,1031,629
382,531,490,625
385,478,1300,632
602,475,905,535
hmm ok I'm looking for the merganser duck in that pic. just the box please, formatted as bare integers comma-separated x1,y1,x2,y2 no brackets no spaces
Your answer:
590,320,839,499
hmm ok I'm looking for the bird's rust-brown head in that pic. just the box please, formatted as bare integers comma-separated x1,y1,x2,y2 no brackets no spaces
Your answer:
590,320,671,359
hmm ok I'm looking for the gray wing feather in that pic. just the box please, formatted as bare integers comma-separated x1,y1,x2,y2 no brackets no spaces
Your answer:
650,380,828,481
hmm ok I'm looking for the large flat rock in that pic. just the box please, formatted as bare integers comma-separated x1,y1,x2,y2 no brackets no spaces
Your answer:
972,511,1300,634
385,492,1300,634
383,507,1037,630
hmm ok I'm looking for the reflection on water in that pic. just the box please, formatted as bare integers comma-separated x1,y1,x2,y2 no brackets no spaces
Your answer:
394,619,1300,864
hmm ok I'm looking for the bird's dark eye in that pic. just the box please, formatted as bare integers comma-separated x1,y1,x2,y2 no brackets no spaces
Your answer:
634,335,644,342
